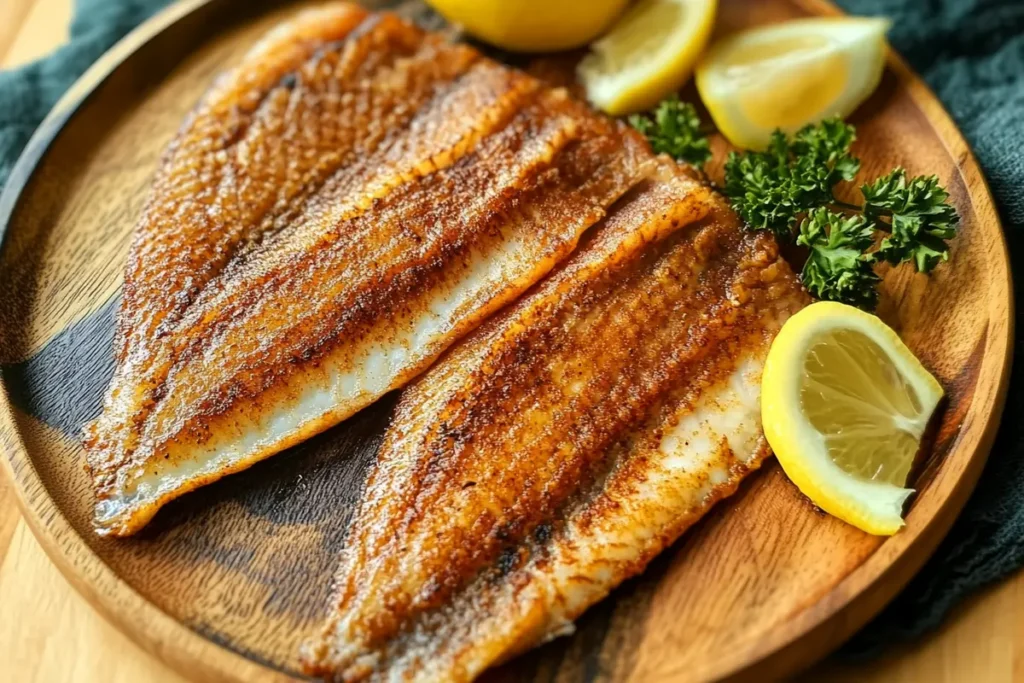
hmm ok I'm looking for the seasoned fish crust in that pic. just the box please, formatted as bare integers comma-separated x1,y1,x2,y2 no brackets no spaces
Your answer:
302,161,809,682
85,4,655,536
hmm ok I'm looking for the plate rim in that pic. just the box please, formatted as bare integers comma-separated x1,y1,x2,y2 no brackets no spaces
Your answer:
0,2,308,680
0,0,1013,681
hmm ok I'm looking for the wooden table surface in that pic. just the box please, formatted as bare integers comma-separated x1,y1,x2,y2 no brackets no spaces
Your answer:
1,1,1023,681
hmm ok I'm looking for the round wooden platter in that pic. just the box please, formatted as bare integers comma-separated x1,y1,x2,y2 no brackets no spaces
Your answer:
0,0,1012,681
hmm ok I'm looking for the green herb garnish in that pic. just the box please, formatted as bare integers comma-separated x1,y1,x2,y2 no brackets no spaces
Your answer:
723,119,959,307
627,96,711,167
863,169,959,273
723,120,861,238
797,208,881,310
628,100,960,310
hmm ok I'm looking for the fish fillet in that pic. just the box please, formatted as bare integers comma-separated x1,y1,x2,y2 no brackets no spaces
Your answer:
84,5,656,536
302,161,809,682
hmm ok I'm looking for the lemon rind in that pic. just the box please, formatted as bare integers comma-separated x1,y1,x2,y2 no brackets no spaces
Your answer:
428,0,631,53
762,302,943,536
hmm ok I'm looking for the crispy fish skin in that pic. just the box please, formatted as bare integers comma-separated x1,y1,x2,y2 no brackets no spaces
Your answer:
85,5,655,536
302,162,809,682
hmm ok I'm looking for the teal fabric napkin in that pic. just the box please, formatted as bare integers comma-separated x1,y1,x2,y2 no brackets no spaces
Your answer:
836,0,1024,655
1,0,1022,656
0,0,170,185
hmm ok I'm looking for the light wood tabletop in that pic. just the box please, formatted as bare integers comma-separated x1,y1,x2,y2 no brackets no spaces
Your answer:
1,1,1022,681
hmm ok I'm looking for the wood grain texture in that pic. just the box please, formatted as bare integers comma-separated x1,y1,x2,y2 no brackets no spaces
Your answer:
0,1,1012,683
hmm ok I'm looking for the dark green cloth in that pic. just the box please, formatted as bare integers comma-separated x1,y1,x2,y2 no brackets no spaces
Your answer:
1,0,1022,656
835,0,1024,654
0,0,170,185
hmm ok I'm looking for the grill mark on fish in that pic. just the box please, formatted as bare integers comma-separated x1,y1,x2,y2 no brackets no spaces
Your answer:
85,4,655,535
302,163,809,682
333,172,715,621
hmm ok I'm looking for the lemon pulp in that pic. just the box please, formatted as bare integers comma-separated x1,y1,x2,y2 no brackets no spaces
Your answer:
696,18,889,150
801,328,924,487
592,0,683,70
578,0,718,115
726,36,850,129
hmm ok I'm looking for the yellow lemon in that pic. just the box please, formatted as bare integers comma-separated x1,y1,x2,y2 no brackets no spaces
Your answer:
696,17,890,150
761,302,943,536
425,0,630,53
578,0,718,116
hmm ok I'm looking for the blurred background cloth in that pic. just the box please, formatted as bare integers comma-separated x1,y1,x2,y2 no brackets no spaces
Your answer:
834,0,1024,655
1,0,1022,657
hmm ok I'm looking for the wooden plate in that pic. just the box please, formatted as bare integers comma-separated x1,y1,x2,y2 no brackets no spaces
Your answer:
0,0,1012,681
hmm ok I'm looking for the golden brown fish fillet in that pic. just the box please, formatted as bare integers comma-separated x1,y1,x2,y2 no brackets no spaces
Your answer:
84,4,655,536
302,161,809,682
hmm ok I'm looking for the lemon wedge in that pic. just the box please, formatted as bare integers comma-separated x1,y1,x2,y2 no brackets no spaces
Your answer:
578,0,718,116
425,0,630,53
696,17,890,150
761,302,943,535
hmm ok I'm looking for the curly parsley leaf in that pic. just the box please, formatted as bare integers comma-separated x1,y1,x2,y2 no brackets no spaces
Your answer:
863,169,959,273
792,117,861,186
797,208,880,309
722,118,859,238
628,102,960,309
791,118,861,208
722,132,804,237
627,96,712,167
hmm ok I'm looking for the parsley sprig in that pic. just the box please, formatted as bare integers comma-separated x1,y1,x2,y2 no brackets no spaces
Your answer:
864,169,959,272
723,121,860,237
627,96,712,167
797,208,880,310
628,105,960,310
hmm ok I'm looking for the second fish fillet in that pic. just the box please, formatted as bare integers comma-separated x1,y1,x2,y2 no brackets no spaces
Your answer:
303,160,809,682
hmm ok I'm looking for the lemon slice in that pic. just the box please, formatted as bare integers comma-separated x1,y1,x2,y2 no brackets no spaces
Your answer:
696,17,890,150
425,0,630,53
578,0,718,116
761,302,943,535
